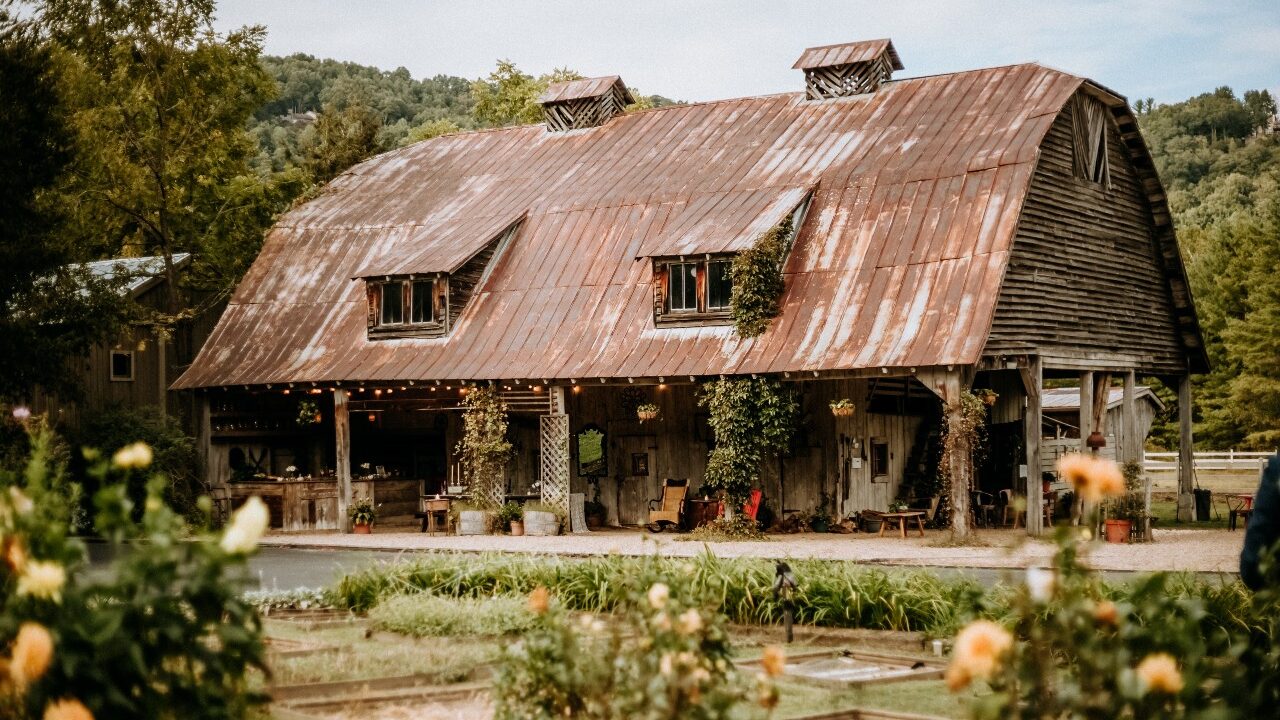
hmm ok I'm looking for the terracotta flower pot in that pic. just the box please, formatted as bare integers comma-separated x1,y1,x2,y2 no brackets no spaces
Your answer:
510,520,525,536
353,522,372,535
1104,519,1131,544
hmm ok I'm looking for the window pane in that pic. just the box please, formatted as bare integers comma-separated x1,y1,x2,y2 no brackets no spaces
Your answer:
668,262,697,312
872,442,889,477
380,282,403,324
411,280,434,323
110,351,132,380
707,260,732,310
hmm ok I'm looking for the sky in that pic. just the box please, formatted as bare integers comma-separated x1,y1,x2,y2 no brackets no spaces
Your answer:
214,0,1280,105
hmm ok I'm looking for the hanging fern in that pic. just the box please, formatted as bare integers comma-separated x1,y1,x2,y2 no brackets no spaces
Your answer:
730,215,792,338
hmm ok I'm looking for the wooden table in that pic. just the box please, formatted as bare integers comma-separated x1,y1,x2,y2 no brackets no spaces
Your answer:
416,497,451,535
879,511,927,538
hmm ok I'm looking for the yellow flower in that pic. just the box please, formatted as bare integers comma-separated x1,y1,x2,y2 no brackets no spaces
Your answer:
44,698,94,720
650,612,672,632
527,586,550,615
944,662,972,692
659,652,674,676
17,561,66,603
1056,453,1124,503
111,442,153,469
219,496,269,554
761,645,786,677
677,608,703,635
1093,600,1119,626
10,622,54,689
1136,653,1183,695
647,582,669,610
949,620,1013,685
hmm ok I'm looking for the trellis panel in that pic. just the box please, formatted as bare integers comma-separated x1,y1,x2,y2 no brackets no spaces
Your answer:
539,414,571,516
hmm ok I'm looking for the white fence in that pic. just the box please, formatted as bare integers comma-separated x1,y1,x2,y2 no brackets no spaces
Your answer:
1144,450,1275,472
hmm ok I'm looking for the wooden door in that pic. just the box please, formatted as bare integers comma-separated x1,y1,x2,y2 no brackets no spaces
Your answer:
614,437,653,526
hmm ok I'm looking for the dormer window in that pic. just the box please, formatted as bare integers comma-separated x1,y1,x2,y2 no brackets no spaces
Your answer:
654,256,735,325
367,276,448,338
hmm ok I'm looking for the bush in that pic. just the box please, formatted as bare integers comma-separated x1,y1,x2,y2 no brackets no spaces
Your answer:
370,594,537,637
71,405,202,523
0,423,268,719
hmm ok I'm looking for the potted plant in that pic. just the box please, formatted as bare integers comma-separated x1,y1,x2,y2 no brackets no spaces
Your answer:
1104,461,1145,543
636,403,660,423
829,398,855,418
296,399,321,426
810,492,834,533
888,498,908,513
349,497,377,534
974,388,999,407
498,502,525,536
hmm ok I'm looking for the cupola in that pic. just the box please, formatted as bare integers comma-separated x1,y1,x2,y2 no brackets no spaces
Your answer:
538,75,635,131
793,39,903,99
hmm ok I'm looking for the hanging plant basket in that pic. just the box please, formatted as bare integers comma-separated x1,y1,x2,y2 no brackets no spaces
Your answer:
975,389,999,407
637,403,661,423
296,399,321,426
829,399,855,418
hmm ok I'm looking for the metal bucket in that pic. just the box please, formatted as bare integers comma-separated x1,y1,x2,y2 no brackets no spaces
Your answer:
524,510,560,536
458,510,490,536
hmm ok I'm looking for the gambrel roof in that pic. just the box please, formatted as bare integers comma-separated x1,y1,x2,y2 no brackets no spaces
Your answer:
175,61,1197,389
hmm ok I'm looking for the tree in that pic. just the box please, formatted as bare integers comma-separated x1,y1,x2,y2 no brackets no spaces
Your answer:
39,0,282,311
299,100,384,182
0,7,129,401
400,118,461,146
471,60,582,127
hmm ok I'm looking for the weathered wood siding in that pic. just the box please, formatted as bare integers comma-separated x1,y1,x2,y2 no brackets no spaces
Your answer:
985,91,1187,374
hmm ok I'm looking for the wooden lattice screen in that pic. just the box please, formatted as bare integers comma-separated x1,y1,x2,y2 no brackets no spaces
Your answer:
539,414,571,516
803,56,894,100
542,84,631,131
1071,94,1112,188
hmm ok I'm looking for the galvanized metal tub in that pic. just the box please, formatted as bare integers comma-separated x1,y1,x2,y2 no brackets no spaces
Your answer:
524,510,559,536
458,510,490,536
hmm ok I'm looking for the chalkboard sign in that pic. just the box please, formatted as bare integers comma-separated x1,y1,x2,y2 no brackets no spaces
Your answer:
570,492,589,534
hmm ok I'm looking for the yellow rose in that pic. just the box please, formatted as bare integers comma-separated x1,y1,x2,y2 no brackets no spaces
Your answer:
1055,453,1124,503
647,582,669,609
111,442,153,469
44,698,94,720
1136,653,1183,695
677,608,703,635
1093,600,1119,626
949,620,1013,684
527,586,550,615
761,645,786,677
10,622,54,689
17,561,66,603
220,496,269,554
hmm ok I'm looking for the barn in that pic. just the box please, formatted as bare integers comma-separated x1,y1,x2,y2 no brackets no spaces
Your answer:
174,39,1206,534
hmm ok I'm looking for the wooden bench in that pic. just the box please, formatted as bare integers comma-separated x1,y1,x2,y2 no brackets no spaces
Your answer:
879,511,926,538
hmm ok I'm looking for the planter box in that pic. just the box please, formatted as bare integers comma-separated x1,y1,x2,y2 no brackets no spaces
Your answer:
458,510,490,536
524,510,560,536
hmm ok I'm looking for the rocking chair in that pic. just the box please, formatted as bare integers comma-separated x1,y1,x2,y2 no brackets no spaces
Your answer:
646,479,689,533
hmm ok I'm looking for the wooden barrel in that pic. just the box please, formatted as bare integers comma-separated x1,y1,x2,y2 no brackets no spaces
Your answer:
524,510,559,536
458,510,490,536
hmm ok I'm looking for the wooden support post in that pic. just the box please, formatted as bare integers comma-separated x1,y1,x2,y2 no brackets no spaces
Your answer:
1122,371,1139,464
943,371,971,540
196,393,212,488
1177,375,1195,522
1075,372,1093,524
1020,359,1044,536
334,389,352,532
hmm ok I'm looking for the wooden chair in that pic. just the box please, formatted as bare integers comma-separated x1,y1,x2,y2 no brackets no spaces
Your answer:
1228,494,1254,531
971,491,996,528
1004,489,1055,529
647,479,688,532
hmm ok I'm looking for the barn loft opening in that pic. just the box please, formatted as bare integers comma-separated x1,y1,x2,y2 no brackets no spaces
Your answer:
793,39,904,100
538,76,635,131
1071,93,1112,188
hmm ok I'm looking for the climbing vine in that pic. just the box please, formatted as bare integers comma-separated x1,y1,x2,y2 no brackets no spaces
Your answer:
455,386,513,510
699,376,798,509
730,215,793,338
938,390,990,531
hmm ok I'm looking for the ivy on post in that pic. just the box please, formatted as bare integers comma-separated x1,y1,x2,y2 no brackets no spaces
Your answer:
699,376,798,516
456,385,512,511
940,379,988,541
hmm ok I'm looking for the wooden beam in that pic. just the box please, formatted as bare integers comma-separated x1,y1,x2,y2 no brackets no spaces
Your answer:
1091,372,1112,441
1177,375,1195,521
1020,358,1044,536
334,389,353,532
1079,372,1094,454
1122,371,1139,464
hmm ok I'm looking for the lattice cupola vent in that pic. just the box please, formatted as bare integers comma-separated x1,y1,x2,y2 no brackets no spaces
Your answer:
538,76,635,132
792,39,904,100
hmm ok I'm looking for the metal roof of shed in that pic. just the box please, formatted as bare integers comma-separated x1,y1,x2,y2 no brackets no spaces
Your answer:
176,62,1104,389
792,39,904,71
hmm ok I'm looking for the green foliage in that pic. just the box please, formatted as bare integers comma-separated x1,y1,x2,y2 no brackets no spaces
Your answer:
0,9,132,401
1106,460,1147,524
699,377,798,506
939,391,989,530
370,593,537,638
71,404,202,524
730,216,792,338
0,423,266,719
496,501,524,530
455,386,512,510
401,118,461,146
299,100,384,183
681,516,769,542
349,496,376,525
493,570,775,719
471,60,582,127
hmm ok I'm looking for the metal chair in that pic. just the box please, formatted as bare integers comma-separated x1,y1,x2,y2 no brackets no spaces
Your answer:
646,479,688,532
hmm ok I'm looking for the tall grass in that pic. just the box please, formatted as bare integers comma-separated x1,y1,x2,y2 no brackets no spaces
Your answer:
369,593,537,637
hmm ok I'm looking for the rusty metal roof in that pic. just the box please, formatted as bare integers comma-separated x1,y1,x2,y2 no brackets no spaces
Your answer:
538,75,633,104
792,39,903,71
175,62,1092,389
1042,386,1165,412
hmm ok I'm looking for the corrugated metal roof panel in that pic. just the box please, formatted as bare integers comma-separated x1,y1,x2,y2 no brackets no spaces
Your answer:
175,63,1091,389
538,75,632,104
792,39,903,71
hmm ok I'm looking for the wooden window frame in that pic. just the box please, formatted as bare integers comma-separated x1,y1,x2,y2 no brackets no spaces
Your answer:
110,349,135,382
653,256,734,326
870,439,890,482
410,279,435,324
367,276,449,339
